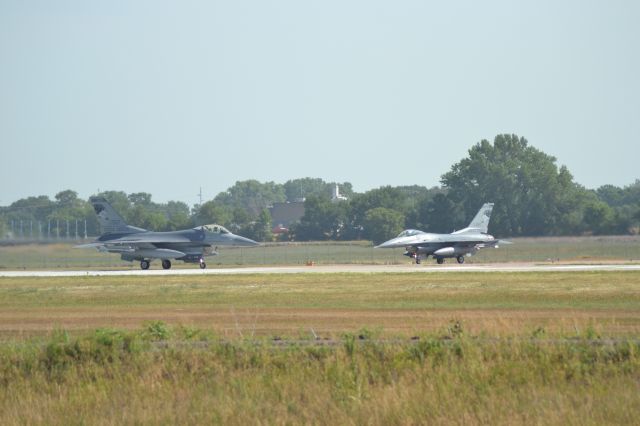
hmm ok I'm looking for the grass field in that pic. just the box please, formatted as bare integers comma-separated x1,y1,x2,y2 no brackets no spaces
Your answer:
1,271,639,338
1,235,640,270
1,271,639,424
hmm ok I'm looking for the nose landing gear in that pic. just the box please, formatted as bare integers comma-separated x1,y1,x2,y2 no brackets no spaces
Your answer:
199,258,207,269
162,259,172,270
140,260,150,270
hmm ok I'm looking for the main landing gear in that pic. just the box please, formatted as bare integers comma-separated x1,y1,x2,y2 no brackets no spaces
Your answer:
138,259,205,270
436,258,445,265
140,259,172,270
456,255,465,264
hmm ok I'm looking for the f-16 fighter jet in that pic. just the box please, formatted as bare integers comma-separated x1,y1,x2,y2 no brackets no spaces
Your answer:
77,197,258,270
375,203,509,264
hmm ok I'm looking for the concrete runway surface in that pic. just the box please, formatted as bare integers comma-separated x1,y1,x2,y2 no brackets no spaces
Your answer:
1,263,640,277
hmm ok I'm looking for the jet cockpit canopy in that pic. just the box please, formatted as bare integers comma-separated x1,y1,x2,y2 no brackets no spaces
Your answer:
396,229,424,238
199,224,231,234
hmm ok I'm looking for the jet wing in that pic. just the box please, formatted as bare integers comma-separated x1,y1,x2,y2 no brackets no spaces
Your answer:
75,234,197,250
75,241,158,250
112,235,193,244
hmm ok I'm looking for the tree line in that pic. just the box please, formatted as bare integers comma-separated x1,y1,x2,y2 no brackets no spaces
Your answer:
1,134,639,243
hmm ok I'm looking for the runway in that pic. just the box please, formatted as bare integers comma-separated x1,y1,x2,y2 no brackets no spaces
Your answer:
1,263,640,277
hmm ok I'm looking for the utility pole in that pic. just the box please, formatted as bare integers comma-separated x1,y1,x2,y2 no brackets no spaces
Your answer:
197,187,203,206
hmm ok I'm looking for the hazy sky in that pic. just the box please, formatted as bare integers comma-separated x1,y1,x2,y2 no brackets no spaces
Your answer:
1,1,639,206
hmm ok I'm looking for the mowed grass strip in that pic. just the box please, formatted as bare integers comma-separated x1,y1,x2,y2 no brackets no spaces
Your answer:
1,271,639,337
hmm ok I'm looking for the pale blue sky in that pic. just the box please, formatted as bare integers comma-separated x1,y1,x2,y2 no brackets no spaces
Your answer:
1,1,639,205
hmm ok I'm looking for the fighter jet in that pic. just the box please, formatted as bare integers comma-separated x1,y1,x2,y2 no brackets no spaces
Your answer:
76,196,259,270
375,203,509,264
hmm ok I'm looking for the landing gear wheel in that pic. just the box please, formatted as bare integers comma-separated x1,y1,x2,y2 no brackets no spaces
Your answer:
416,257,421,264
199,261,206,269
436,258,444,265
162,259,172,270
457,255,465,264
140,260,150,270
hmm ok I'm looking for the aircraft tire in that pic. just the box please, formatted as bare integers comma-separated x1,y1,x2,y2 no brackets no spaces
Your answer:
140,260,150,270
436,258,444,265
199,262,206,269
162,259,172,270
457,255,465,264
416,257,421,264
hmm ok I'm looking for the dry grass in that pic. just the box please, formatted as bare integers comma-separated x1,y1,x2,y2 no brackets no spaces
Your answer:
0,326,638,425
0,271,639,338
1,271,639,424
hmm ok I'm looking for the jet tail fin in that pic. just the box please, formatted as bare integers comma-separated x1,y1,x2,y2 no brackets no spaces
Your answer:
90,196,146,235
468,202,494,233
452,202,494,235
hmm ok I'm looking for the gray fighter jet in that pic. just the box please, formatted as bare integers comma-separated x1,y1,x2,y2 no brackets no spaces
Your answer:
76,197,259,270
375,203,509,264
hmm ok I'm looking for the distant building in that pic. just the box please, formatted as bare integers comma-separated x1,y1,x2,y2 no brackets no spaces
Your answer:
331,184,348,203
269,201,305,228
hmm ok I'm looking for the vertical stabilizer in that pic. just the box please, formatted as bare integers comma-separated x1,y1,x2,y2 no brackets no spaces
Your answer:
90,197,145,235
467,203,494,233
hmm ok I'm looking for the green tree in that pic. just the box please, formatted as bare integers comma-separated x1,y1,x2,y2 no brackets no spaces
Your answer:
292,195,347,241
165,201,191,230
362,207,405,245
415,192,465,233
128,192,153,206
252,209,273,242
342,186,411,239
4,196,54,223
47,190,90,237
441,134,589,236
229,207,252,233
194,200,232,226
283,178,354,202
128,205,168,230
583,201,614,235
284,178,329,201
0,217,7,238
214,180,286,216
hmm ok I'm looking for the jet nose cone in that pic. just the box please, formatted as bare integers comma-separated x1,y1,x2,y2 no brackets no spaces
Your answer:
375,239,394,249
